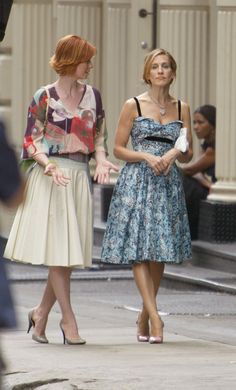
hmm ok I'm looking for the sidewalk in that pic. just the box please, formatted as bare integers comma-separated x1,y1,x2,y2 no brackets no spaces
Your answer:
1,281,236,390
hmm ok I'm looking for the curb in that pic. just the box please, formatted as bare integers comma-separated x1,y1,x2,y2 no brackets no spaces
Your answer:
8,268,236,294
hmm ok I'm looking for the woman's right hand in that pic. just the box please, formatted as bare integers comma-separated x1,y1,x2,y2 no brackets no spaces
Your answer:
44,163,70,186
144,153,169,175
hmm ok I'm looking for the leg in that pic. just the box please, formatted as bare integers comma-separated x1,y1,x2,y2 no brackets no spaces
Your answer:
140,262,165,324
31,273,57,338
49,266,82,341
133,262,163,340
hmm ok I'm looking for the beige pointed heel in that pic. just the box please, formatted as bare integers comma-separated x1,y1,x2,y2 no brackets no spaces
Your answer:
60,323,86,345
27,309,49,344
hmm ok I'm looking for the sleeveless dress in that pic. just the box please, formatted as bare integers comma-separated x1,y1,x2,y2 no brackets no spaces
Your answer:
101,98,192,265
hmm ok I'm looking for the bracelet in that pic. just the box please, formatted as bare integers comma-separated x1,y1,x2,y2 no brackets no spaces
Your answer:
45,160,57,168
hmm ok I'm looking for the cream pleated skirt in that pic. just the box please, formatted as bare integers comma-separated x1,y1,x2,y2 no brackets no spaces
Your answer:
4,158,93,268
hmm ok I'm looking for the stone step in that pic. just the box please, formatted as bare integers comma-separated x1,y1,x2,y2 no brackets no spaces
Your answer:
164,263,236,294
5,256,236,294
191,240,236,273
93,225,236,294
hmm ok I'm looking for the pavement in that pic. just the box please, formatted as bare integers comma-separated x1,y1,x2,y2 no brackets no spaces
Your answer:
1,279,236,390
1,185,236,389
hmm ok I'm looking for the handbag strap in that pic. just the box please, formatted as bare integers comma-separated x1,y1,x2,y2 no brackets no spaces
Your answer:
43,86,50,133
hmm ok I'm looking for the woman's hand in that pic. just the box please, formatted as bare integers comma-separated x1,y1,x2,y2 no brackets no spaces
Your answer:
161,148,181,175
193,172,212,189
44,163,70,186
144,153,169,175
144,148,181,176
94,160,119,184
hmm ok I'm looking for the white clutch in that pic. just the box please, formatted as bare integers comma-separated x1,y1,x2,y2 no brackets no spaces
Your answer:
174,127,189,153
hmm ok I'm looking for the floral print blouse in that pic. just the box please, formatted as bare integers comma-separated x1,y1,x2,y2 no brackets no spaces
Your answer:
22,84,108,159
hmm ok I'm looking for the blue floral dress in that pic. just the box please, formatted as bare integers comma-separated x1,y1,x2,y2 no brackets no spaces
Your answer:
101,98,192,265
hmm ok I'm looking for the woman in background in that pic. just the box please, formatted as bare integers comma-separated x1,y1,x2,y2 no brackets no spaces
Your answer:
182,105,216,240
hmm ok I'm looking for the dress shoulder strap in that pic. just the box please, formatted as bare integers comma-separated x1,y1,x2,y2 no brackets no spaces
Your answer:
133,97,142,117
178,99,181,121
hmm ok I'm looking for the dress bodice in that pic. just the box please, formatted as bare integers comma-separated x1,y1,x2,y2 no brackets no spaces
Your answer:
131,117,183,156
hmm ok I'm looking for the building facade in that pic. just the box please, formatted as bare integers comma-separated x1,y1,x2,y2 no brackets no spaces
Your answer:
0,0,236,237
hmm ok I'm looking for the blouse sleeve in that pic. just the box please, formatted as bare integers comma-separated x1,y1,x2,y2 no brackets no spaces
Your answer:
22,87,49,158
93,88,108,155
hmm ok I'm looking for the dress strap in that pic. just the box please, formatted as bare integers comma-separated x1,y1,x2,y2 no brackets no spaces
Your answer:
178,99,181,121
133,97,142,117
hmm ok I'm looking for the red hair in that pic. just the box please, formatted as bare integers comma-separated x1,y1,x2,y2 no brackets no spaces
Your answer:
50,35,96,76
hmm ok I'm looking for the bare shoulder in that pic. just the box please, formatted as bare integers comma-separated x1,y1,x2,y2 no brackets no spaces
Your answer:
205,146,215,155
137,92,148,101
180,100,190,114
121,97,138,117
124,97,137,108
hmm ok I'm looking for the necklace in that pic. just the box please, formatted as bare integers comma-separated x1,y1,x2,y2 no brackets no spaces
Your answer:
148,93,168,116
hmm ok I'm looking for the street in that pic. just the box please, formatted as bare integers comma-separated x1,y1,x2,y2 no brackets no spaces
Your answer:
1,278,236,389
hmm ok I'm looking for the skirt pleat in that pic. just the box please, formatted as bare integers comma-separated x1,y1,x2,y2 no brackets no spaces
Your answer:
4,158,93,267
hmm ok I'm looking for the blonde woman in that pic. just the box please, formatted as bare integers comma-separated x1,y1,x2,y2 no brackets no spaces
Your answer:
101,49,193,344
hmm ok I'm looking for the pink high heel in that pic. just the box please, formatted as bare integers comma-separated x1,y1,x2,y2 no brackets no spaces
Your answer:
149,314,164,344
136,312,149,342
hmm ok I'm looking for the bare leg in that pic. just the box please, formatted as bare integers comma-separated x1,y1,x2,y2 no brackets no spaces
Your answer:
140,262,165,325
132,262,163,338
48,266,81,340
32,274,56,337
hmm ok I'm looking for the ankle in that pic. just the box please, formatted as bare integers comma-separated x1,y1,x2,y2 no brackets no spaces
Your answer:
139,310,149,322
60,318,78,329
34,307,49,319
149,311,159,320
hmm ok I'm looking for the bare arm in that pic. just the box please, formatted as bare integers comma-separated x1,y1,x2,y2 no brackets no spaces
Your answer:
192,172,212,189
32,153,70,186
93,150,119,184
176,102,193,163
114,99,148,162
182,147,215,176
159,102,193,175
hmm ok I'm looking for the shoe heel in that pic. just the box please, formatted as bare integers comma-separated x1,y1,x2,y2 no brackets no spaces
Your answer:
136,312,149,343
27,310,35,334
60,326,66,344
27,320,33,334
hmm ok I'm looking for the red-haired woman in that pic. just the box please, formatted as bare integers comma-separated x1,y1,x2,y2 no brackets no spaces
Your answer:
4,35,118,345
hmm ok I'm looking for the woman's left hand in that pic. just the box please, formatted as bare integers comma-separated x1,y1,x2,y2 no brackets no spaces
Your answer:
162,148,181,175
94,160,120,184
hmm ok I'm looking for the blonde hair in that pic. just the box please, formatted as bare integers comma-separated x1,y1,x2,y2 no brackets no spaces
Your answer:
143,48,177,85
50,35,96,76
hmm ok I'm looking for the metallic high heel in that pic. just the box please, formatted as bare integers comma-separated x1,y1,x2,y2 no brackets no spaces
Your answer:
60,323,86,345
149,314,164,344
27,309,49,344
136,312,149,342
